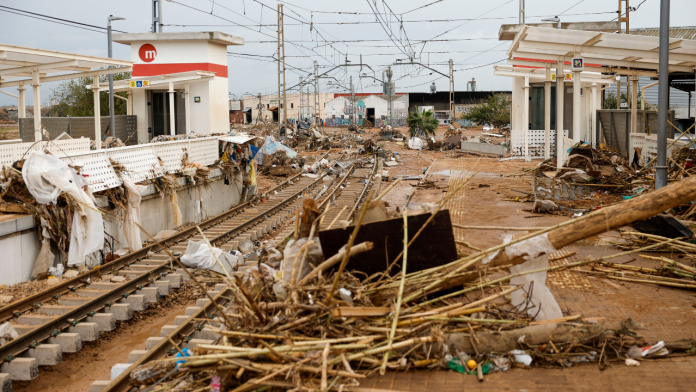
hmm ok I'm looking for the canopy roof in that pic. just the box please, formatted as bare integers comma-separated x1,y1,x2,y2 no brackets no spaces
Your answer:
507,26,696,74
0,43,132,87
493,65,615,85
87,71,216,92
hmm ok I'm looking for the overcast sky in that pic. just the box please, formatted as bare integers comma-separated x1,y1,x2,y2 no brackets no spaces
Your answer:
1,0,695,107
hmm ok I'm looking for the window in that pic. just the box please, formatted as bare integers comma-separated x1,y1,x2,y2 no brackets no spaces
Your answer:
281,103,283,108
291,103,294,108
266,104,269,109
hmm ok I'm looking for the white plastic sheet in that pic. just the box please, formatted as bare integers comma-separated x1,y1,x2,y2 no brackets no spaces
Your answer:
281,237,323,282
122,176,147,253
255,136,298,165
22,151,104,266
180,241,238,273
407,137,424,150
507,233,562,321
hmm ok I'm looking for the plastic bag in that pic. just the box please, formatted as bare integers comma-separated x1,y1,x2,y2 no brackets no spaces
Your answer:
122,176,147,253
22,151,104,266
47,263,64,277
509,350,533,366
408,137,424,150
281,237,323,282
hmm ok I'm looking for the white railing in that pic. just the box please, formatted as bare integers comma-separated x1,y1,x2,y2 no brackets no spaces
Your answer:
1,137,220,193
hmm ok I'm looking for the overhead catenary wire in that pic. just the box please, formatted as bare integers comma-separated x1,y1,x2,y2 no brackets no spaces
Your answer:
161,10,617,27
0,5,128,34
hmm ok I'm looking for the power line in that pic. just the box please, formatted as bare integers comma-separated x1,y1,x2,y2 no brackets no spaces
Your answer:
0,6,128,34
558,0,585,15
401,0,444,15
161,10,617,27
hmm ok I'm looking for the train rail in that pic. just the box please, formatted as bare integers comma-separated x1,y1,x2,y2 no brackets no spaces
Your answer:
98,156,382,392
0,152,335,385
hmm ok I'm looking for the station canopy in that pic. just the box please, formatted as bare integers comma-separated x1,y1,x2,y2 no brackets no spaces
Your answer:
0,43,132,88
506,26,696,75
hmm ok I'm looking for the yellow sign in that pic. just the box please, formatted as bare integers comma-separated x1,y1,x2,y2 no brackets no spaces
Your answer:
129,80,150,88
550,73,572,81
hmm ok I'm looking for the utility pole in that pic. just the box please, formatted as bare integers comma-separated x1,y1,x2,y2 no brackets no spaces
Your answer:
350,76,355,127
519,0,525,24
314,60,320,127
449,59,455,124
256,93,262,124
152,0,163,32
107,15,125,143
299,76,304,121
277,4,287,136
618,0,630,34
384,66,393,127
655,0,669,189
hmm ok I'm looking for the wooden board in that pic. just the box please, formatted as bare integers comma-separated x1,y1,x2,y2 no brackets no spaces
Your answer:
0,202,27,214
318,210,458,279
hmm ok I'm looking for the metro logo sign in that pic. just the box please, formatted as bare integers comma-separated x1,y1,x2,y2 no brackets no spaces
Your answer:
138,44,157,63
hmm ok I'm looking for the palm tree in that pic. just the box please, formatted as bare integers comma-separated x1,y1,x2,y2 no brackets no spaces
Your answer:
407,107,439,138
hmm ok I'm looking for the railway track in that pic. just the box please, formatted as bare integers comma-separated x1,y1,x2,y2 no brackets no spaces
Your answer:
0,152,338,386
96,155,382,392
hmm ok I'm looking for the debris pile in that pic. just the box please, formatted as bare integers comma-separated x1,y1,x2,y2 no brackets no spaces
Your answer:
127,177,696,390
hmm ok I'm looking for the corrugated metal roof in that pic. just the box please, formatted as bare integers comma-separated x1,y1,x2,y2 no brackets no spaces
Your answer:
630,26,696,40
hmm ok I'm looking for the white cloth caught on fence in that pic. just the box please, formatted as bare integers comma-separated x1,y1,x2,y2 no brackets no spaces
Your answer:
122,176,147,253
22,150,104,266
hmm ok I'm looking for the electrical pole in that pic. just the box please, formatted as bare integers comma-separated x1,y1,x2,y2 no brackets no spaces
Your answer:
107,15,125,143
655,0,669,189
449,59,455,124
256,93,262,124
277,4,287,136
350,76,355,127
152,0,163,32
519,0,525,24
618,0,630,34
314,60,320,127
299,77,304,121
385,66,393,127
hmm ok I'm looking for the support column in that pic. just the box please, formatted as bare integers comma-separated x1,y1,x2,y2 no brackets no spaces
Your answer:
126,89,133,116
544,64,551,159
590,84,598,146
523,76,530,162
573,70,582,143
631,74,638,135
92,74,101,149
556,60,565,169
168,81,176,135
18,83,26,118
32,69,42,142
185,82,191,134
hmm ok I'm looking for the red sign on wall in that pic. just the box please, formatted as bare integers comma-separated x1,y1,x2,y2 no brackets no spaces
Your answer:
138,44,157,63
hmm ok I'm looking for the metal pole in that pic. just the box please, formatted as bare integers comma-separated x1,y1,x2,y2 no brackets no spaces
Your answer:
519,0,525,24
350,76,354,127
449,59,454,123
108,17,115,142
158,0,163,32
314,60,319,126
655,0,670,189
556,59,565,169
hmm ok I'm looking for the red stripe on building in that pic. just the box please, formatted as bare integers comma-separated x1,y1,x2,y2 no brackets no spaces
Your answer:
133,63,228,78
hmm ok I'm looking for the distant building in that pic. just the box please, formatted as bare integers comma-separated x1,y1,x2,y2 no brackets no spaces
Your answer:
325,94,409,126
229,100,246,124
